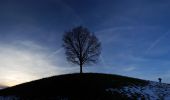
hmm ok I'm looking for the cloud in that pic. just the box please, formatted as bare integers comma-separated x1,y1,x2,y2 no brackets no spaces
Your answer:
146,30,170,53
48,47,64,58
0,40,76,86
96,26,134,44
123,66,136,72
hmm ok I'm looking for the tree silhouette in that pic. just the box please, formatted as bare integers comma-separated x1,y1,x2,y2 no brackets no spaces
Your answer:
62,26,101,73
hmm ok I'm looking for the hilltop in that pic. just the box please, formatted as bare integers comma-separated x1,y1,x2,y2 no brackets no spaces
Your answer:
0,73,169,100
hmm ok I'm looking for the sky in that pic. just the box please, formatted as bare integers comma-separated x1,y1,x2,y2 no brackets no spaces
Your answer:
0,0,170,86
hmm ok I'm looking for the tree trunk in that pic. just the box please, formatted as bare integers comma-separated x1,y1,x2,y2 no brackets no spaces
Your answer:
80,64,83,74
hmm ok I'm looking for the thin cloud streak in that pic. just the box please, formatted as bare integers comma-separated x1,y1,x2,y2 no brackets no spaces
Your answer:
146,31,170,53
48,47,64,58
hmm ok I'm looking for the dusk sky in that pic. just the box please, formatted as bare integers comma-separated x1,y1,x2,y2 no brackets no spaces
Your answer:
0,0,170,86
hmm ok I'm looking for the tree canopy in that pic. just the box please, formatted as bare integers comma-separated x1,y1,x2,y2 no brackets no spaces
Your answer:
62,26,101,73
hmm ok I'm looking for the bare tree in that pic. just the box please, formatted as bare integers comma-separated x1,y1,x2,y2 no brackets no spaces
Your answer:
62,26,101,73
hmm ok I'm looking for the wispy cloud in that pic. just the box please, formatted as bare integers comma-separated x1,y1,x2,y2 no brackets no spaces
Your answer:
146,31,170,53
123,66,136,72
48,47,64,58
0,40,75,86
96,26,134,44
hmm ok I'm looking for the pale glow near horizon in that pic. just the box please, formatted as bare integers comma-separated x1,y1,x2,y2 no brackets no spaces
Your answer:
0,41,68,86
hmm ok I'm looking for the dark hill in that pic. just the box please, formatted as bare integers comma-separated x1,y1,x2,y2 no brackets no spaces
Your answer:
0,73,151,100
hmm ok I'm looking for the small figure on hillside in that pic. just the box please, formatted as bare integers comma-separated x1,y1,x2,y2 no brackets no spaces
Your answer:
158,78,162,83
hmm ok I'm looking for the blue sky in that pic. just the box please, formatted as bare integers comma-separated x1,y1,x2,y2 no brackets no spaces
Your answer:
0,0,170,86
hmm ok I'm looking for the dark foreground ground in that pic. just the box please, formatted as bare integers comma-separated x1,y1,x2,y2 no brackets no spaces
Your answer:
0,73,151,100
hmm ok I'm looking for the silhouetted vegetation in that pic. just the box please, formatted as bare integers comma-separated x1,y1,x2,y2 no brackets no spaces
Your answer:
62,26,101,73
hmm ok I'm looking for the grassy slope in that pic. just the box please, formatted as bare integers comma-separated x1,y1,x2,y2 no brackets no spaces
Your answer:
0,73,149,100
